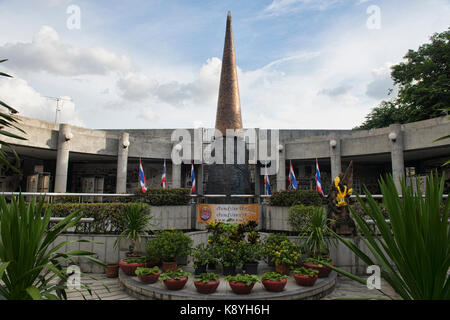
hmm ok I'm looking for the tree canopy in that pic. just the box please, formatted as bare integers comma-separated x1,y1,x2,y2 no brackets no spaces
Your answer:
357,28,450,130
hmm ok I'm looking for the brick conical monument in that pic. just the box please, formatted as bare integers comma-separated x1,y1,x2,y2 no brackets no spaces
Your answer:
206,11,251,203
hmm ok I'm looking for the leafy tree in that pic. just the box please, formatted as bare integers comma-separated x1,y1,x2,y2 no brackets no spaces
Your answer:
0,59,26,172
358,28,450,129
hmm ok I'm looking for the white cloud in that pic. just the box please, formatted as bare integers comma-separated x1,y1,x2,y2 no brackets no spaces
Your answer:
0,76,84,126
0,26,132,76
262,0,341,16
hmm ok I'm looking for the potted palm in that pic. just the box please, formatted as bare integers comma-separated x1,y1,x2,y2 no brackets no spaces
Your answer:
303,256,333,278
225,274,259,294
159,269,191,291
193,272,220,294
301,207,335,258
135,266,161,284
115,203,153,276
261,272,288,292
293,267,319,286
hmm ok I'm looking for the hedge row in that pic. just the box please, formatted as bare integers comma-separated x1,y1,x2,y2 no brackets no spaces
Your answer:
269,190,322,207
43,202,151,234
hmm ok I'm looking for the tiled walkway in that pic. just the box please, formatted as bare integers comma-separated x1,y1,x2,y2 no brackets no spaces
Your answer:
66,273,398,300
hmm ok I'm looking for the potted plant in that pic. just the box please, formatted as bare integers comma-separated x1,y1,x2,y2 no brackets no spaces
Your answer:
217,239,241,276
159,268,191,291
114,203,153,256
303,256,333,278
119,256,149,276
225,274,259,294
263,233,289,267
152,230,193,271
193,272,220,294
105,263,119,278
192,244,217,275
269,239,301,275
261,272,288,292
292,267,319,286
238,241,262,275
300,207,335,257
145,237,161,267
135,266,161,284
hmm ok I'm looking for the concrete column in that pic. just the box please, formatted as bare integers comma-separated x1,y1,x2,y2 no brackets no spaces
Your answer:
254,163,261,196
116,132,129,193
276,144,286,191
197,164,204,195
389,123,405,191
330,136,342,181
172,162,181,188
54,124,72,193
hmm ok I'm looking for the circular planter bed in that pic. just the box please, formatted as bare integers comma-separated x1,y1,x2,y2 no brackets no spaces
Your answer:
303,262,333,278
261,279,287,292
228,281,255,294
194,280,220,294
293,273,318,286
137,271,161,284
119,259,146,276
163,277,188,291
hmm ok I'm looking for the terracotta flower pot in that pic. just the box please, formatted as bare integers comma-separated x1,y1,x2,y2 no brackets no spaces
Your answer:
162,260,178,272
293,273,318,286
262,279,287,292
163,277,188,291
275,263,290,275
194,280,220,294
119,259,146,276
137,271,161,284
228,281,255,294
105,264,119,278
302,262,333,278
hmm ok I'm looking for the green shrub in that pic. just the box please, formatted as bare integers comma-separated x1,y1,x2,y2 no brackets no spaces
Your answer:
159,269,190,280
269,190,322,207
134,188,191,206
42,202,151,234
150,230,193,262
135,266,159,275
293,267,319,277
288,205,321,234
261,272,288,281
225,274,259,285
194,272,219,283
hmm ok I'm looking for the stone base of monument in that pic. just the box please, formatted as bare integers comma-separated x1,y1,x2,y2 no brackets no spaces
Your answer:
118,262,336,300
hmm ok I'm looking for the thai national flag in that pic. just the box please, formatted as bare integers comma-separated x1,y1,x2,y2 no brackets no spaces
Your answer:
264,165,271,195
190,162,196,194
315,159,324,196
139,159,148,193
161,160,167,188
288,161,298,190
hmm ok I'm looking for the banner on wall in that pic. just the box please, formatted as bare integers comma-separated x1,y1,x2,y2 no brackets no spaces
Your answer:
197,204,259,224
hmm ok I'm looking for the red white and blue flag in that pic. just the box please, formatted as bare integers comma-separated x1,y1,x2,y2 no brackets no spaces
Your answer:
161,160,167,188
190,162,196,194
288,160,298,190
315,159,324,197
139,159,148,193
264,165,271,195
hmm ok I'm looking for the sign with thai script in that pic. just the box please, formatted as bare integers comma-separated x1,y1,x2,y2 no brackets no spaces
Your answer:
197,204,259,224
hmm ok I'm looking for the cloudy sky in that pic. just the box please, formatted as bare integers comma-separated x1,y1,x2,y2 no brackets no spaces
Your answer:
0,0,448,129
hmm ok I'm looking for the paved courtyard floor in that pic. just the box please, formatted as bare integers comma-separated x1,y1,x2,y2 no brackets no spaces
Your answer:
66,273,398,300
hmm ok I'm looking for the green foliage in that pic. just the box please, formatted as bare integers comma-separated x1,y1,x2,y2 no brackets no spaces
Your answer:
135,266,159,275
149,230,192,262
133,188,191,206
192,244,217,268
263,233,289,262
225,274,259,285
238,241,263,264
122,256,148,263
261,272,288,281
305,256,332,267
293,267,319,277
194,272,219,283
215,238,241,267
0,195,104,300
114,203,153,253
328,173,449,300
42,202,149,234
269,190,322,207
300,207,335,257
159,268,190,281
288,205,321,234
0,59,26,174
358,28,450,129
267,239,301,268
